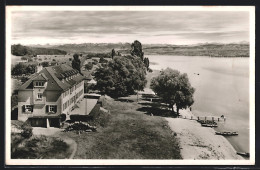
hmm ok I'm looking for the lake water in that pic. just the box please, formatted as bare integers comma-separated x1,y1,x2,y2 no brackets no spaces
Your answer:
147,55,250,153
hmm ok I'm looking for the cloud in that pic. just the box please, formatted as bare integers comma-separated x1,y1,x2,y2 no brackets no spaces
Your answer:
11,11,250,45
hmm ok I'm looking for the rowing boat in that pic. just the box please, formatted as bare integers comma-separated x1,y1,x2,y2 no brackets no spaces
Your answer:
237,152,250,157
215,131,238,136
201,124,218,127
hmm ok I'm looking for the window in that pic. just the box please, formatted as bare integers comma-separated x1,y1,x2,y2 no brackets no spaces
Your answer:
46,105,57,113
22,105,33,113
35,81,44,87
49,105,56,112
37,93,43,100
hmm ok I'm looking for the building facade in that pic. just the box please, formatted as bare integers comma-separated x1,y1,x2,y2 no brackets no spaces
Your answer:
17,64,85,127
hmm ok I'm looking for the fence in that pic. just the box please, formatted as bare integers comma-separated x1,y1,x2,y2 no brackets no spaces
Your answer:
178,115,226,122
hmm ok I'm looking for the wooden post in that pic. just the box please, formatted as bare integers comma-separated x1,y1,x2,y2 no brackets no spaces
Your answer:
205,117,206,121
212,117,214,121
218,118,220,122
198,117,200,120
191,116,193,120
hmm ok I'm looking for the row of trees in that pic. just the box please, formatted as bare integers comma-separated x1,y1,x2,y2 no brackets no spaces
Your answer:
11,44,67,56
78,40,195,114
93,40,148,97
94,55,147,97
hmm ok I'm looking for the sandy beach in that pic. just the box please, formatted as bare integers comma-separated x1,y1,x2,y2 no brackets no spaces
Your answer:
165,108,244,160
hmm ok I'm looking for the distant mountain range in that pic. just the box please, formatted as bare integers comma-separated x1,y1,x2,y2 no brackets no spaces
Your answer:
13,42,249,57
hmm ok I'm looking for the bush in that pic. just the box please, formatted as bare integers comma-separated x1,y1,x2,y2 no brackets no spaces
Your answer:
85,62,93,71
70,115,93,122
64,122,96,132
11,135,69,159
21,122,33,138
11,94,18,108
148,68,153,72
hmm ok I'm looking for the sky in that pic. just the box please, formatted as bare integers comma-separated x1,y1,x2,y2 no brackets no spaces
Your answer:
11,11,250,45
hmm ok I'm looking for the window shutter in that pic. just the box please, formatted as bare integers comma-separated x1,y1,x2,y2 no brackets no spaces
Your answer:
54,106,57,113
46,105,49,113
22,105,25,112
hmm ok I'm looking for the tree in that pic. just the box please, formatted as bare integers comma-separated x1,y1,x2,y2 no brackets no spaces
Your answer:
144,57,149,70
94,55,147,98
25,64,36,74
21,56,28,60
11,44,29,56
99,56,108,63
72,53,81,73
11,63,26,75
150,68,195,115
41,61,49,67
111,49,116,59
85,62,93,71
131,40,144,61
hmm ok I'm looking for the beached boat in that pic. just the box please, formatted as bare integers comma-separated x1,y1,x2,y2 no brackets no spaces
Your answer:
201,124,218,127
237,152,250,157
215,131,238,136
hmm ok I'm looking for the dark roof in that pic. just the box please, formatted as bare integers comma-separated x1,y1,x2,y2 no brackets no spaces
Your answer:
19,64,85,91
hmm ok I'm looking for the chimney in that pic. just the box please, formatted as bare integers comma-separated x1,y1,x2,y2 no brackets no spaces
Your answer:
36,63,43,73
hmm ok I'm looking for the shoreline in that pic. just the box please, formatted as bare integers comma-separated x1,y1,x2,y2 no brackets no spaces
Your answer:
165,108,244,160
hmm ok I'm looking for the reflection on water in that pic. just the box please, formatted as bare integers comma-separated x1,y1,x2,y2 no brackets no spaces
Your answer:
147,55,250,153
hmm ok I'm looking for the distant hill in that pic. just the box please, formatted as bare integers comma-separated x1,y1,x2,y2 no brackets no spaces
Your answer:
29,43,132,54
27,42,249,57
11,44,67,56
142,43,249,57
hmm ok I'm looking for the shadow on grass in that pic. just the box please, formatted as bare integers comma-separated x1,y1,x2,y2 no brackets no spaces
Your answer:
137,102,178,118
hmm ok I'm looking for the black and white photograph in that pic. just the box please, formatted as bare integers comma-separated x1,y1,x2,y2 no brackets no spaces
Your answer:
5,6,255,165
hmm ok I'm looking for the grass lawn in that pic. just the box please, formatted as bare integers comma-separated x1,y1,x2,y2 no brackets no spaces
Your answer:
61,96,182,159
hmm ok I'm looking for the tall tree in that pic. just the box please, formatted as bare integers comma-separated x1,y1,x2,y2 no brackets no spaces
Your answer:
150,68,195,115
131,40,144,61
72,53,81,73
144,57,149,70
111,49,116,59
